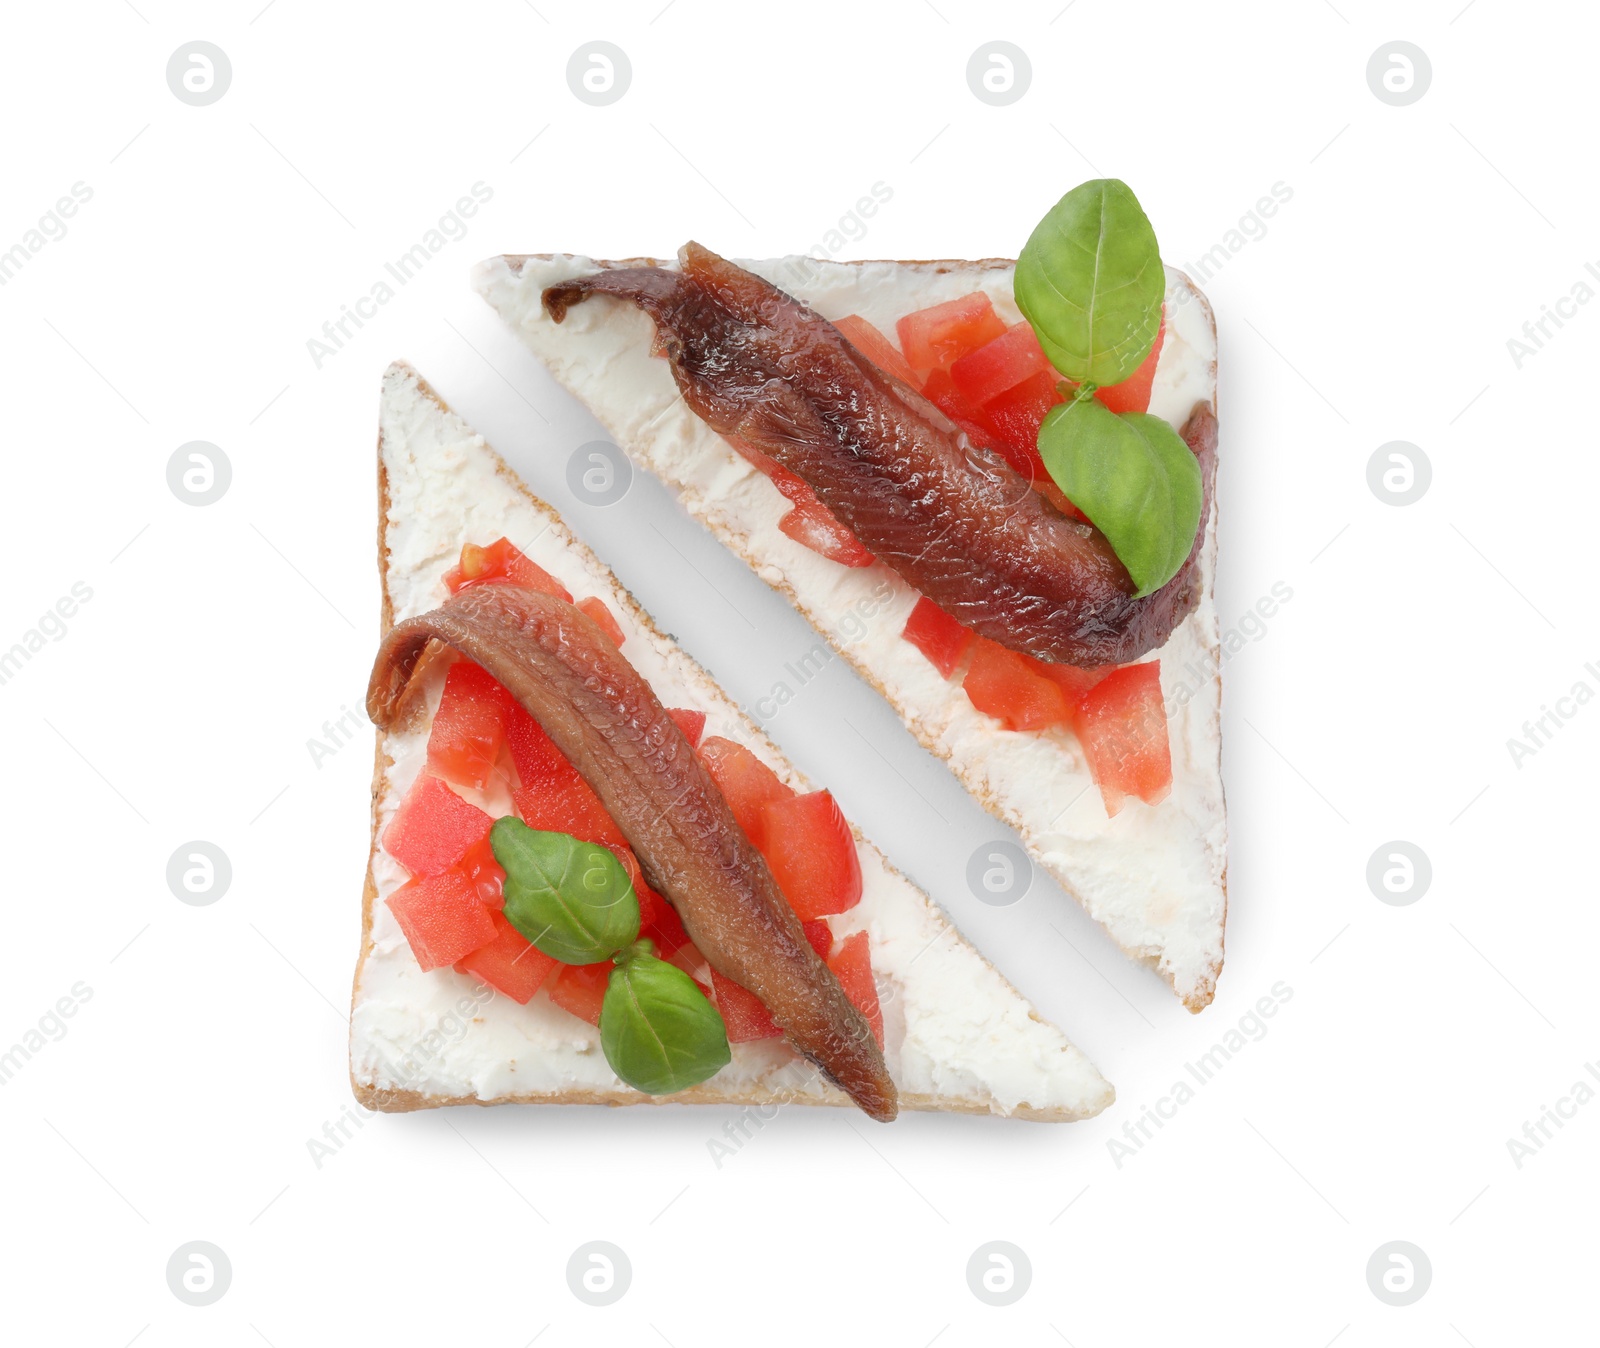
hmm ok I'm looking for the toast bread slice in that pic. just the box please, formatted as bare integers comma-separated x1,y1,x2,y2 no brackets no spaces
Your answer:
349,361,1115,1120
474,255,1227,1010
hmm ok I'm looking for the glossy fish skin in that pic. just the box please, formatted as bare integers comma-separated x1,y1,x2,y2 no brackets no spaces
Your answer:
367,584,897,1122
544,244,1214,668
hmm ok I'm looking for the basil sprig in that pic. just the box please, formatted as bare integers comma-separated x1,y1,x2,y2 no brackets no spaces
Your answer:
602,941,732,1094
490,817,731,1095
493,817,641,963
1014,178,1201,596
1038,396,1202,597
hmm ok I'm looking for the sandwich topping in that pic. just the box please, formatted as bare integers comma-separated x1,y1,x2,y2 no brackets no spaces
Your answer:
368,556,897,1121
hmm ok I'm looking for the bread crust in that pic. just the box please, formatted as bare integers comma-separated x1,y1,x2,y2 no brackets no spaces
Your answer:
485,257,1227,1010
350,363,1112,1120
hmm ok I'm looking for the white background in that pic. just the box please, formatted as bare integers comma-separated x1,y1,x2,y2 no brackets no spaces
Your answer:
1,1,1594,1343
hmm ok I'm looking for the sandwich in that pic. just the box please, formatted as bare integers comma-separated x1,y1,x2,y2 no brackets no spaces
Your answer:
473,179,1227,1010
349,360,1115,1120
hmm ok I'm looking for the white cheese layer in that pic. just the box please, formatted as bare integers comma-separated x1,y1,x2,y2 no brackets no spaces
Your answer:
349,362,1115,1119
473,256,1227,1009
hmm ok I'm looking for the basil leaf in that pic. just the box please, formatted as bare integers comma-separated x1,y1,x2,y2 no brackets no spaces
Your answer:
491,816,640,965
1038,396,1202,597
601,946,731,1094
1015,179,1165,388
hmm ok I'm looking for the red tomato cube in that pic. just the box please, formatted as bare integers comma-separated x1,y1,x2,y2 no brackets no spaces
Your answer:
982,369,1063,480
698,736,794,849
388,869,498,972
1072,661,1172,815
1094,309,1165,416
512,777,625,848
778,498,875,567
902,596,975,679
828,932,884,1048
896,292,1008,378
668,707,707,749
455,833,506,910
443,537,573,601
426,661,511,791
759,790,863,921
547,962,610,1027
950,321,1054,407
710,968,782,1042
962,638,1072,732
920,367,999,447
455,910,558,1003
506,706,578,795
577,596,626,647
833,314,919,386
1038,661,1113,711
383,775,494,876
802,919,834,961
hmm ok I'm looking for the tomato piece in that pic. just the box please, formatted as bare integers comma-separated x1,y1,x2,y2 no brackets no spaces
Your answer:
1072,661,1172,815
950,321,1054,407
802,919,834,961
546,962,610,1026
710,969,782,1042
577,596,626,647
962,638,1071,732
426,661,511,791
778,498,875,567
455,832,506,910
388,869,497,972
759,790,862,921
921,367,999,447
383,775,494,876
442,537,573,601
726,435,874,568
698,736,794,849
1094,310,1165,416
982,370,1062,480
668,707,706,749
833,314,919,386
455,909,558,1003
896,292,1007,378
513,777,625,848
828,932,883,1048
902,596,975,679
505,706,578,795
1038,661,1114,711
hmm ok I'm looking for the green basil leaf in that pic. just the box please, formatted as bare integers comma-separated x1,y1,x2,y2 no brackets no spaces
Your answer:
601,946,731,1094
1038,396,1202,597
1014,178,1165,388
490,816,640,965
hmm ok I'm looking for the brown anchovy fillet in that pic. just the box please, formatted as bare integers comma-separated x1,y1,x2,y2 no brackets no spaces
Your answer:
367,584,897,1122
544,243,1215,667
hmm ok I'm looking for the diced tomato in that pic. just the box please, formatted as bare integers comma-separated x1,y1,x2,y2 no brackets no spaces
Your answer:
896,292,1007,378
760,790,862,921
547,961,610,1027
442,537,573,601
828,931,884,1048
962,638,1071,732
513,777,625,848
383,775,494,877
1072,661,1172,815
455,832,506,910
577,596,626,647
833,314,919,386
455,909,558,1004
388,869,497,972
1094,310,1165,416
778,498,875,567
902,596,975,679
698,736,794,849
505,706,578,795
668,707,706,749
981,370,1062,480
802,919,834,962
951,321,1054,407
1038,661,1114,711
710,969,781,1042
426,661,511,791
921,367,999,447
726,435,875,568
